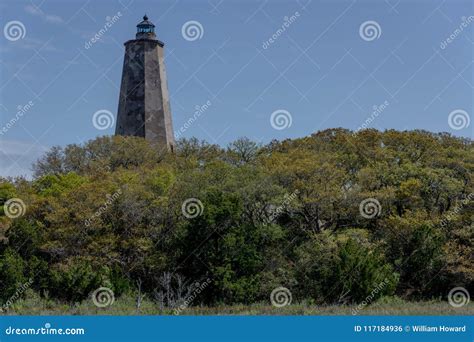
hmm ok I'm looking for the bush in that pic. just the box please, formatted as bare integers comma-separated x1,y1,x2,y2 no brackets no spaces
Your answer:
0,248,27,302
48,257,106,302
382,216,446,297
295,234,398,304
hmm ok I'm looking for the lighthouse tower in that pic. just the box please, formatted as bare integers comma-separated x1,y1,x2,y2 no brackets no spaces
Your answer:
115,15,174,151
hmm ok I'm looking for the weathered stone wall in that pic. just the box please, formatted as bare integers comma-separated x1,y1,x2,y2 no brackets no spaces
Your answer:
115,39,174,151
115,42,145,138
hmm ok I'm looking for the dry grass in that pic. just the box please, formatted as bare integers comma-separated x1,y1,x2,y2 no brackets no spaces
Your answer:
3,292,473,316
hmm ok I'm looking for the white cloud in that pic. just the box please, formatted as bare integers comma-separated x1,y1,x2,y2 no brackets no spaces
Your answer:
15,37,59,52
0,140,49,179
45,14,64,24
24,4,41,15
24,4,64,24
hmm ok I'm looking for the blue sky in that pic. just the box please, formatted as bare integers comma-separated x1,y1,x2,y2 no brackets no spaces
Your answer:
0,0,473,177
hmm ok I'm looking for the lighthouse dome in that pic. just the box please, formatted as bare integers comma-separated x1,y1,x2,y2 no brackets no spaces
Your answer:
136,15,156,39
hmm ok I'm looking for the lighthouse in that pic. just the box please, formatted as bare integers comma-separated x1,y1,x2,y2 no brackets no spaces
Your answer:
115,15,175,151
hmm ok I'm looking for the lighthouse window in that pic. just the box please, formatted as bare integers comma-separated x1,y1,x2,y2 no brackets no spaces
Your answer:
138,27,154,33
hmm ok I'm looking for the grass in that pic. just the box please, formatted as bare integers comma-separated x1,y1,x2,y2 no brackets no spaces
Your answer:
3,291,473,316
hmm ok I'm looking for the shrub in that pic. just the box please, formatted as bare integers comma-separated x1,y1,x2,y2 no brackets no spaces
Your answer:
0,248,27,303
295,234,398,304
48,257,106,302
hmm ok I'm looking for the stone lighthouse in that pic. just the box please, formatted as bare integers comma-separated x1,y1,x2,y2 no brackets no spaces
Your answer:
115,15,175,151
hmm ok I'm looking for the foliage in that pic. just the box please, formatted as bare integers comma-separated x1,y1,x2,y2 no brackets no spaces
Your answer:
0,130,472,307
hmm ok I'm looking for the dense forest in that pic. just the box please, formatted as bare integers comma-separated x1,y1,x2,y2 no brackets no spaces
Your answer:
0,129,472,309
